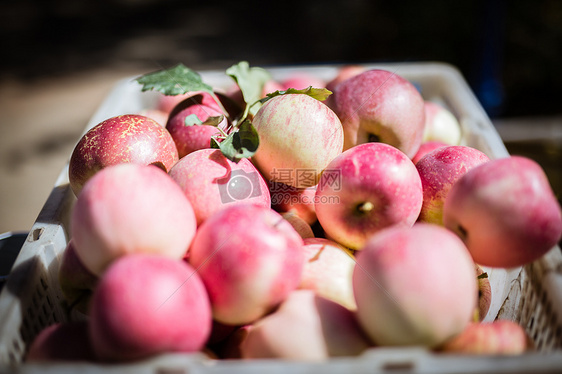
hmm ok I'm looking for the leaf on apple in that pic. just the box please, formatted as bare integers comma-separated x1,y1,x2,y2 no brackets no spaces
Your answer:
212,120,259,163
261,86,332,103
135,64,214,96
226,61,271,117
184,114,225,127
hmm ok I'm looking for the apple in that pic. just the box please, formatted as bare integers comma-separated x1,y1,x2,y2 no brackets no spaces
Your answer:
89,254,212,362
58,240,98,315
411,140,448,164
251,93,344,188
240,290,370,360
315,142,423,250
68,114,179,196
325,65,366,93
137,108,168,127
168,148,271,226
438,320,530,354
270,182,318,225
71,163,197,276
281,211,315,239
299,237,357,310
26,321,95,362
166,92,230,158
188,203,305,325
156,92,193,113
330,69,426,158
443,156,562,268
476,265,492,321
280,73,326,91
353,223,477,347
422,101,462,145
416,145,490,225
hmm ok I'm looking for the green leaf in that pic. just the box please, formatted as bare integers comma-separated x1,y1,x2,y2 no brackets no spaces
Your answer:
226,61,271,116
261,86,332,104
211,120,259,162
184,114,203,126
135,63,213,96
202,115,225,127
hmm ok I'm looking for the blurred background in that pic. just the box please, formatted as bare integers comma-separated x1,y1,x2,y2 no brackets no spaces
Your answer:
0,0,561,236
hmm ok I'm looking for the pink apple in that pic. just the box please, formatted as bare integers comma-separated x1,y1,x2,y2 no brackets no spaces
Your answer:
240,290,370,360
423,101,462,145
89,254,212,362
280,73,326,90
443,156,562,268
26,321,95,362
58,240,98,315
315,142,423,250
251,93,344,188
281,211,315,239
68,114,179,196
168,148,271,225
411,140,448,164
300,237,356,310
353,223,477,347
438,320,529,354
325,65,366,93
71,163,197,276
270,182,318,225
416,145,490,225
188,203,304,325
331,69,426,158
166,92,230,158
156,92,193,113
137,108,168,127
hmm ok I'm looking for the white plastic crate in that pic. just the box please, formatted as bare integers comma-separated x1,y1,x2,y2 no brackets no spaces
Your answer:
1,62,562,373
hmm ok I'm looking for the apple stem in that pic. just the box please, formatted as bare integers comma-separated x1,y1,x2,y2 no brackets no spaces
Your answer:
356,201,374,214
368,133,381,143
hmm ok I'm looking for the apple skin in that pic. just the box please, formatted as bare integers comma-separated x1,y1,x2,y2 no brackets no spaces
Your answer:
416,145,490,225
331,69,426,158
251,94,344,188
411,140,448,165
438,320,529,354
476,265,492,321
270,182,318,225
325,65,366,93
166,92,229,158
280,73,326,91
168,148,271,226
89,254,212,362
281,211,315,239
443,156,562,268
188,203,305,326
300,238,357,310
315,142,423,250
26,321,95,362
422,101,462,145
353,223,477,347
71,163,197,276
58,240,98,315
240,290,370,361
68,114,179,196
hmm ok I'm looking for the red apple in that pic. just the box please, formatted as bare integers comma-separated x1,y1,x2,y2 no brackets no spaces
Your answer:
68,114,179,196
353,223,477,347
331,69,426,158
26,321,95,362
156,92,193,113
315,142,423,250
325,65,366,93
280,73,326,90
411,140,448,164
270,182,318,225
251,93,344,188
416,145,490,225
240,290,370,360
439,320,530,354
58,240,98,315
423,101,462,145
188,204,304,325
166,92,229,158
71,163,197,276
168,148,271,226
89,254,212,362
299,238,356,310
443,156,562,268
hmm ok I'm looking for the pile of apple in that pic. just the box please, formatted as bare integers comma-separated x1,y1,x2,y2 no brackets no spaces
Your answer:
26,63,561,363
